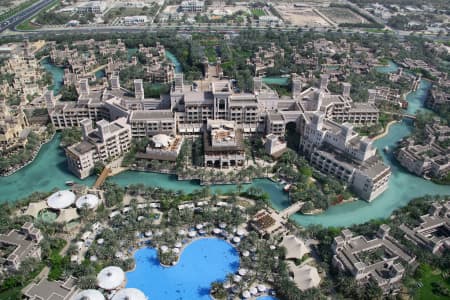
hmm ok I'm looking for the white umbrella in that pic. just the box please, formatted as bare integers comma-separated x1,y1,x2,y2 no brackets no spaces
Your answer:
111,288,146,300
97,238,104,245
178,229,186,236
137,216,144,221
97,266,125,290
257,284,267,292
238,268,247,276
75,194,99,210
219,223,227,229
236,229,245,236
160,245,168,253
213,228,221,234
175,242,182,248
223,281,231,289
115,251,123,259
250,247,257,252
242,290,251,298
233,275,242,282
188,231,196,238
144,231,152,237
232,236,241,243
73,289,105,300
250,287,258,295
90,255,98,262
196,224,203,230
242,250,250,257
172,247,180,254
269,245,276,250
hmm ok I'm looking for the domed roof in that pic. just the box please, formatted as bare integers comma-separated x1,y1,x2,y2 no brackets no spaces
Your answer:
97,266,125,290
112,288,147,300
47,190,76,209
72,289,105,300
76,194,100,209
152,134,172,148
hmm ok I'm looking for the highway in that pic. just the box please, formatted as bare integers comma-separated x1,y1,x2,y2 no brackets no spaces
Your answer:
0,0,54,33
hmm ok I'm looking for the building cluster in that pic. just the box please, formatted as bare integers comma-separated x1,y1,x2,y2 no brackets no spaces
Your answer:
0,41,46,102
332,225,416,295
247,43,285,76
396,118,450,180
48,62,390,200
180,0,205,12
0,99,29,152
400,201,450,255
0,222,42,273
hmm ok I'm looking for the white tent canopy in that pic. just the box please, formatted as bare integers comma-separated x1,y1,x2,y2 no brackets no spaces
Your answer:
97,266,125,290
280,235,309,260
47,190,76,209
72,289,105,300
112,288,147,300
76,194,100,209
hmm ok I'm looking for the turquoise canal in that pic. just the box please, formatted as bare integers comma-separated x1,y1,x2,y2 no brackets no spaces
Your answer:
2,59,447,227
126,238,239,299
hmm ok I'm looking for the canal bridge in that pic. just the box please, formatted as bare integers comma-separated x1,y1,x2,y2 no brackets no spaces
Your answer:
279,201,304,218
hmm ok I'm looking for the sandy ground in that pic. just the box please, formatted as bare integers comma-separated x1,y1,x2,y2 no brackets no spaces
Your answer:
318,7,369,24
275,5,332,27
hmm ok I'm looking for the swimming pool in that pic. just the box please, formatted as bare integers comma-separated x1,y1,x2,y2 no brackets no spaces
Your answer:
126,238,240,299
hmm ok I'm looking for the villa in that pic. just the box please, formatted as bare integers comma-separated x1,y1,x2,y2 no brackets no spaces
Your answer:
400,201,450,255
396,118,450,179
0,223,43,272
23,276,78,300
332,225,416,295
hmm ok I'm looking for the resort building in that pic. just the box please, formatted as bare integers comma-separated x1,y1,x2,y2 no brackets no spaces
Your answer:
396,119,450,179
203,119,245,168
332,225,416,295
426,86,450,111
137,134,184,162
0,223,42,272
76,1,107,14
300,112,391,201
180,0,204,12
399,201,450,255
23,276,77,300
66,117,131,178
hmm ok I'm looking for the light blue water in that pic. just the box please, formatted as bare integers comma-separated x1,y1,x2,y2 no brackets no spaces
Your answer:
257,297,278,300
262,77,289,86
40,57,64,95
165,50,182,73
126,238,240,300
95,69,106,79
375,60,399,74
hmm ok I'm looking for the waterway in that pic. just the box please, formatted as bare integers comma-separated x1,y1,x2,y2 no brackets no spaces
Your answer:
40,57,64,95
2,59,448,227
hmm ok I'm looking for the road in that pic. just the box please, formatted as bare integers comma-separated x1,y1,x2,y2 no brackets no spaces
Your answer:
0,0,54,33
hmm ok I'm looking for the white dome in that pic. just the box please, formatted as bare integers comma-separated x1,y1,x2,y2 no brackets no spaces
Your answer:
112,288,147,300
76,194,99,209
152,134,172,148
72,289,105,300
47,190,76,209
97,266,125,290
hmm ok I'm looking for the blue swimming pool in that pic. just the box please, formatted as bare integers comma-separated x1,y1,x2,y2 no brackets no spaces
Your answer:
126,238,240,299
257,297,278,300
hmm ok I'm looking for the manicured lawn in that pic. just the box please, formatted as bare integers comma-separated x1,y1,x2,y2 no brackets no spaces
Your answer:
416,264,450,300
251,9,266,17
